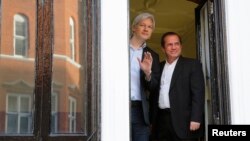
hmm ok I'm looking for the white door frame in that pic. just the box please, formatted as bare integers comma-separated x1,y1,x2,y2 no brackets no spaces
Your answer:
101,0,130,141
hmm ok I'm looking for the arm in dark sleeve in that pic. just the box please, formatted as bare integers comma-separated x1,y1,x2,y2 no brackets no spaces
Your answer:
190,60,205,122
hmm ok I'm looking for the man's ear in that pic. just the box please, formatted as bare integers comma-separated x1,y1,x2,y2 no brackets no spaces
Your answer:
131,26,136,33
161,47,165,52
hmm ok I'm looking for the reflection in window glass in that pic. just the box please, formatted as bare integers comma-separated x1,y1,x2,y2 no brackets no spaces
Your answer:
51,93,58,133
14,14,28,57
20,97,30,113
69,96,76,133
52,0,86,134
8,96,18,112
15,21,26,36
0,0,36,135
6,95,32,134
7,115,18,133
20,116,29,133
69,17,75,61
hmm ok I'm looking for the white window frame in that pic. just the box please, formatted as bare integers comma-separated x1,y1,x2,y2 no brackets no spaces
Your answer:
68,96,76,133
5,94,32,134
101,0,129,141
69,17,75,61
13,14,28,57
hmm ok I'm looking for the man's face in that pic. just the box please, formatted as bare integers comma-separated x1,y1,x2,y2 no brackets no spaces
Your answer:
162,35,182,60
132,18,154,41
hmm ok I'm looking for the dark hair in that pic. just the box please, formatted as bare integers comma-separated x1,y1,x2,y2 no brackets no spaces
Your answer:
160,32,182,48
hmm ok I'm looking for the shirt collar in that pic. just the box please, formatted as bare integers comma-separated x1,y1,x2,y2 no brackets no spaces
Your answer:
166,57,179,65
129,42,147,50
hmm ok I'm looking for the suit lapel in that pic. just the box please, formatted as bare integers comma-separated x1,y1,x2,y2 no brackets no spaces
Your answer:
140,47,149,77
140,47,146,77
142,47,148,59
169,57,183,91
160,61,166,74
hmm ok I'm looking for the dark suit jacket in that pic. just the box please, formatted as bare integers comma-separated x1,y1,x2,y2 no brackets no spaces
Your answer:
153,56,205,138
140,46,160,126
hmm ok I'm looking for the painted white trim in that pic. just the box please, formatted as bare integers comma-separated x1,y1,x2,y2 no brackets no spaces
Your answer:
53,54,81,68
0,54,81,68
225,0,250,124
101,0,130,140
0,54,35,61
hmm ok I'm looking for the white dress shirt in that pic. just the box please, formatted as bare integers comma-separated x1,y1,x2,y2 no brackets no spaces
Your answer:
129,43,146,101
158,58,178,109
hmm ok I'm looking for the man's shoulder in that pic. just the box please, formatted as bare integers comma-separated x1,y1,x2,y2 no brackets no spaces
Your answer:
180,56,200,64
145,46,159,57
180,57,202,70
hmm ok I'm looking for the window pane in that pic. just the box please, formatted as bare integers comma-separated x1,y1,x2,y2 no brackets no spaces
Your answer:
51,114,57,133
16,21,25,36
70,25,73,39
52,0,86,134
70,42,74,60
15,38,26,56
14,14,28,57
20,116,30,133
8,96,17,112
0,0,36,135
7,114,18,133
51,94,57,112
20,97,30,113
51,94,58,133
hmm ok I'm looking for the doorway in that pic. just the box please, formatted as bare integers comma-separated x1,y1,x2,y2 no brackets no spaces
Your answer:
130,0,231,140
